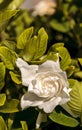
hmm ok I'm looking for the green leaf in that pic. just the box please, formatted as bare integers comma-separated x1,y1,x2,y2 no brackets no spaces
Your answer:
0,94,6,106
0,46,17,70
0,62,5,90
22,27,48,61
78,58,82,66
56,47,71,70
0,99,19,113
68,79,82,117
20,121,28,130
0,116,7,130
0,10,19,23
74,71,82,79
50,20,70,33
17,27,34,49
49,110,79,127
9,71,21,84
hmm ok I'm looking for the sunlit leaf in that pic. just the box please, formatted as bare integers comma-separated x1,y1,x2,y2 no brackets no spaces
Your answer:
0,10,19,23
0,46,17,70
17,27,34,49
78,58,82,66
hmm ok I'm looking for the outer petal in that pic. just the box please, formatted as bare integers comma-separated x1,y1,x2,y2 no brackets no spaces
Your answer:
39,97,62,113
21,92,44,110
16,58,38,86
38,60,62,73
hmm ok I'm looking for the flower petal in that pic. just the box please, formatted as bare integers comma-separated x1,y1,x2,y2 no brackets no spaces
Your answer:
39,97,61,113
16,58,38,86
38,60,62,73
21,92,43,110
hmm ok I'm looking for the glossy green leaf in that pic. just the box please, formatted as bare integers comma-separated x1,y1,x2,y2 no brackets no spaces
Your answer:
0,99,19,113
20,121,28,130
0,94,6,106
17,27,34,49
68,79,82,117
0,10,19,23
0,116,7,130
22,27,48,61
49,110,79,127
0,46,17,70
56,47,71,70
0,62,5,90
9,71,21,84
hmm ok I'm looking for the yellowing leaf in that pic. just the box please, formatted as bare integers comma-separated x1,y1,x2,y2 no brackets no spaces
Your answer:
0,116,7,130
0,62,5,90
0,94,6,106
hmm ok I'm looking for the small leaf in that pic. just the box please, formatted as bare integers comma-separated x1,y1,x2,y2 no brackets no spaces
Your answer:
0,99,19,113
56,47,71,70
9,71,21,84
49,110,79,127
0,46,17,70
0,116,7,130
0,62,5,90
0,94,6,106
20,121,28,130
0,10,19,23
17,27,34,49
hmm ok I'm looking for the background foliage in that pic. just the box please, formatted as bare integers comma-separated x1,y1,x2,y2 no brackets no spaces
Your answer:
0,0,82,130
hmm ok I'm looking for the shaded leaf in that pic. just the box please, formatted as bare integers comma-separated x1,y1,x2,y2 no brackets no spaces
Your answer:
20,121,28,130
0,94,6,106
49,110,79,127
78,58,82,66
0,62,5,90
0,116,7,130
68,79,82,117
0,99,19,113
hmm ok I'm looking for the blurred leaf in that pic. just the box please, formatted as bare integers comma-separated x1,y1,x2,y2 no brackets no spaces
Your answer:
0,99,19,113
68,79,82,117
0,10,19,23
50,20,70,33
66,65,75,77
0,62,5,90
22,27,48,61
49,110,79,127
7,0,24,9
0,116,7,130
78,58,82,66
0,46,17,70
1,40,16,51
0,94,6,106
9,71,21,84
74,71,82,79
17,27,34,49
49,43,64,52
20,121,28,130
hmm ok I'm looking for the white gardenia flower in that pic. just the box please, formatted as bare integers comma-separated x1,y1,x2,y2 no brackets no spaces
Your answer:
20,0,57,16
16,58,71,113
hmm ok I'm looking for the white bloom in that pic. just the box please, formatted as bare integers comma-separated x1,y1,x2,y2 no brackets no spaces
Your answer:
16,58,71,113
20,0,57,16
